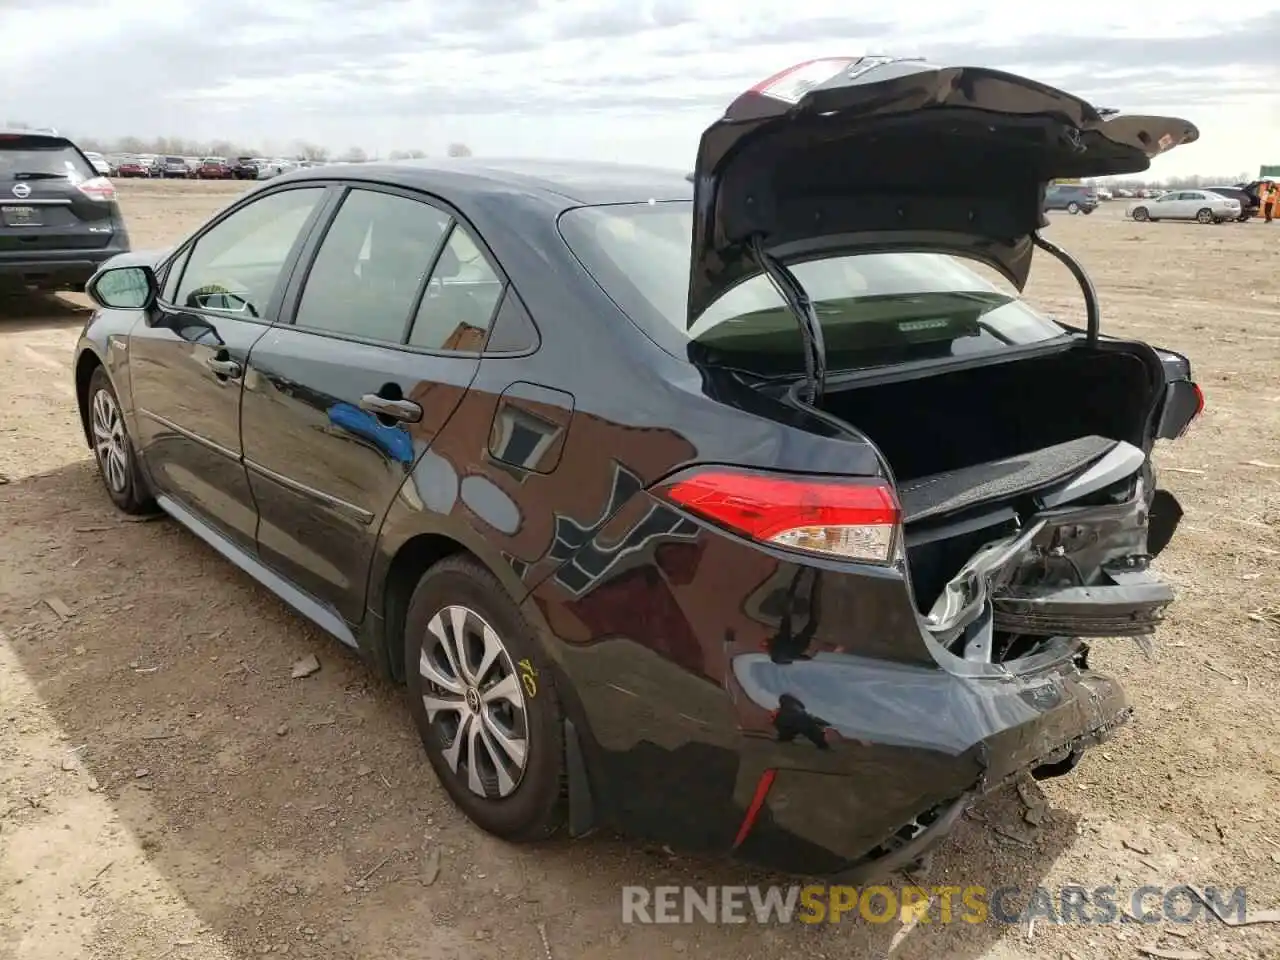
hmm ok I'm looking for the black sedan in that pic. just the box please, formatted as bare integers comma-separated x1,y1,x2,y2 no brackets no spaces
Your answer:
73,57,1204,879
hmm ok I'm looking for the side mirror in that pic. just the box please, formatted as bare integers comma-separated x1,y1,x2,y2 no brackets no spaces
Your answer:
86,265,157,310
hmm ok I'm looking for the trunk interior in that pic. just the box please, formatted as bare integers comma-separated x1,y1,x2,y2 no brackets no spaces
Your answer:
815,342,1162,620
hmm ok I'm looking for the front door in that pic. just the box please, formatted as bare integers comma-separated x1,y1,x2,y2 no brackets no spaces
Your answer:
240,185,504,622
128,185,330,549
1163,192,1194,219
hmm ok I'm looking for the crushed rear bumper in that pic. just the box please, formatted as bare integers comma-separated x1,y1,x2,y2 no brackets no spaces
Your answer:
727,646,1130,877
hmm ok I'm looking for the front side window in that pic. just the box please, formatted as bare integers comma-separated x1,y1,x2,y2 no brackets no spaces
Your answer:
293,188,451,343
175,187,324,318
558,201,1069,375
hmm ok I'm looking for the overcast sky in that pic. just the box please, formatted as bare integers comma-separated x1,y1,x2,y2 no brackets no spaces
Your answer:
4,0,1278,178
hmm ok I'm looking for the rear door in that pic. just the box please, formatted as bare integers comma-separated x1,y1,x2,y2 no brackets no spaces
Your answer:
128,184,331,551
0,133,117,257
240,184,503,622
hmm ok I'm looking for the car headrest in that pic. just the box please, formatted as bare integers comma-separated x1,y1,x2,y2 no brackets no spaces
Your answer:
433,243,460,279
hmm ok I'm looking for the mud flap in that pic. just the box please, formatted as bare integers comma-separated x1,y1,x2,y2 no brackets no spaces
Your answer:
1147,488,1183,558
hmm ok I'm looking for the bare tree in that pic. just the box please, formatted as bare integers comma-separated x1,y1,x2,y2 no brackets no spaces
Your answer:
389,149,429,160
293,141,330,162
446,142,473,158
339,146,368,163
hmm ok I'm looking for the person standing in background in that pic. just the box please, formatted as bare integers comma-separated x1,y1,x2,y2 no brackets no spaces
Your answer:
1263,181,1276,223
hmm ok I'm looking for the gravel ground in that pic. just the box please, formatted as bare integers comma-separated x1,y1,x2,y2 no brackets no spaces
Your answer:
1,179,1278,960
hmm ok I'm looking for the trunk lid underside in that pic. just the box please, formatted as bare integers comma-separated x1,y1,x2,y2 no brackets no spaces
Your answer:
686,56,1198,323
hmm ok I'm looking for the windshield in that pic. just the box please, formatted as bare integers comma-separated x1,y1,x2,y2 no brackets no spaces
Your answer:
558,201,1069,375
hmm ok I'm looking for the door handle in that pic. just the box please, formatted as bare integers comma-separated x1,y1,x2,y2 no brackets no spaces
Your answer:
359,394,422,423
207,356,242,379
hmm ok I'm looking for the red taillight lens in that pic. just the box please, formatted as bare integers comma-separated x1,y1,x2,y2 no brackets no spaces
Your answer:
76,176,115,201
656,468,901,564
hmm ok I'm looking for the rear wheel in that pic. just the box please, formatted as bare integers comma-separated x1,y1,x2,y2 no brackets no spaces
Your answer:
1066,201,1080,214
1132,207,1149,222
1196,208,1214,224
87,366,155,515
404,556,565,841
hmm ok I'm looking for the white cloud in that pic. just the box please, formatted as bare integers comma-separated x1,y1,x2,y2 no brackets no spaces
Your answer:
2,0,1278,178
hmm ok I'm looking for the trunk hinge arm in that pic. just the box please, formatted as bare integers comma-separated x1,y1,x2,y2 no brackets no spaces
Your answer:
749,235,827,405
1032,233,1100,346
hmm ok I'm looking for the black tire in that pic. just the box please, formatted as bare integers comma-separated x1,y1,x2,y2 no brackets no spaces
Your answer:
1082,207,1094,215
1066,201,1080,214
1196,208,1213,224
1132,207,1149,221
86,366,155,515
404,555,565,841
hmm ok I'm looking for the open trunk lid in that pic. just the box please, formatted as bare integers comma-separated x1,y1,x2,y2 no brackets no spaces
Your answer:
685,57,1197,402
687,57,1197,320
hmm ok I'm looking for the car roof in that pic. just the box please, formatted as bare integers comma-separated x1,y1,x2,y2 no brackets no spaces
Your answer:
283,157,694,208
0,128,71,141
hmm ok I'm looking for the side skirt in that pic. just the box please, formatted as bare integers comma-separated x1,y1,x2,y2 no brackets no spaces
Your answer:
154,493,359,650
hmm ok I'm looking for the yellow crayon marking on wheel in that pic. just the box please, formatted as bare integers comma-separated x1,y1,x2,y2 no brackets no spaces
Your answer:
518,658,538,698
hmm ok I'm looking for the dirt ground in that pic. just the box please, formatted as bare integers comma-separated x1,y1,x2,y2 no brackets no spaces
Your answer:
1,178,1278,960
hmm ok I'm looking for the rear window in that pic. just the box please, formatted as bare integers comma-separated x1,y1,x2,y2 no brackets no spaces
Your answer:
558,201,1069,375
0,135,94,180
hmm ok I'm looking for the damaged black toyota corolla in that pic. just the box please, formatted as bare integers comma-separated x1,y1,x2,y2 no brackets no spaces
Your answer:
75,57,1203,880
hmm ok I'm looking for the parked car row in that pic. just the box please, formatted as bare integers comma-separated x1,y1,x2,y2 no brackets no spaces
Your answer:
102,154,327,180
1048,181,1274,224
1125,184,1273,224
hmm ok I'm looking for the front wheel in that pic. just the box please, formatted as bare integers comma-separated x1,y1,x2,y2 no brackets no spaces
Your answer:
1132,207,1149,222
404,556,566,841
1196,208,1214,224
87,366,155,514
1066,201,1080,214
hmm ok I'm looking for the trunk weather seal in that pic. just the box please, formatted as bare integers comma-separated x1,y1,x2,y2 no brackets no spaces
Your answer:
1032,233,1100,345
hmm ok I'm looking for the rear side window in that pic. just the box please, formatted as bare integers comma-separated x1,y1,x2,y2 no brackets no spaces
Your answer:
407,226,503,351
0,135,94,180
293,188,452,343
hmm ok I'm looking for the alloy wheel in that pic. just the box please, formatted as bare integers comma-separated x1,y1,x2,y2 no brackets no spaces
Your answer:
91,388,129,493
418,604,530,799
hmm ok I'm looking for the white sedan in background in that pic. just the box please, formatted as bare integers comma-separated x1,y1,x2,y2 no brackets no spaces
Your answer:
1127,189,1241,224
83,150,111,176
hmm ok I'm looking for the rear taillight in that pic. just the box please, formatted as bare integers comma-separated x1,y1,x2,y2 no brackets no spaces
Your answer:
1183,382,1205,436
655,467,902,564
76,176,115,201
